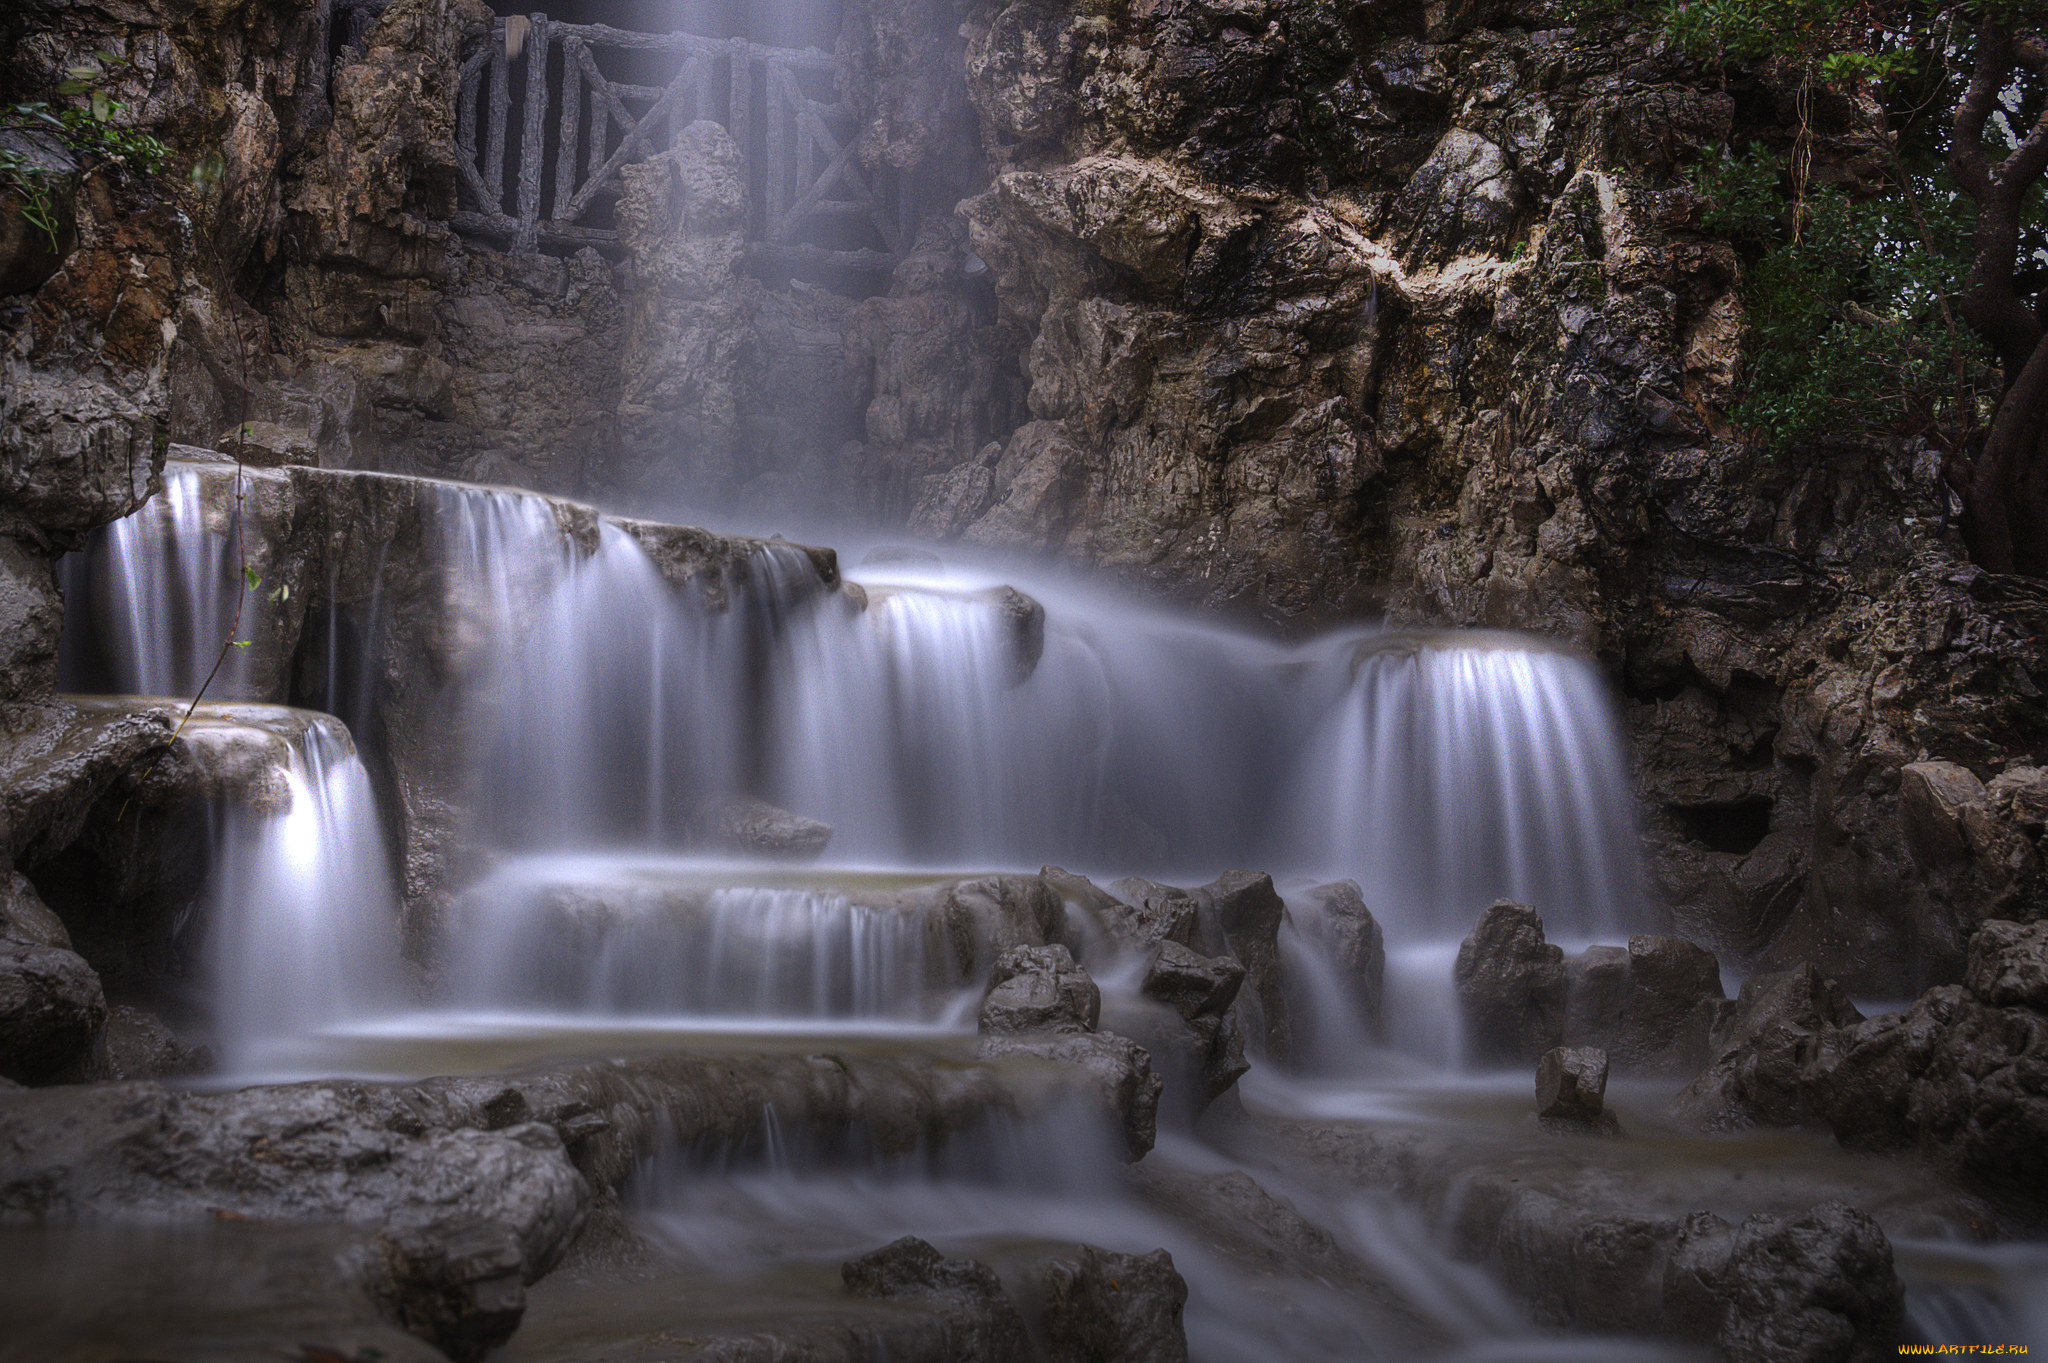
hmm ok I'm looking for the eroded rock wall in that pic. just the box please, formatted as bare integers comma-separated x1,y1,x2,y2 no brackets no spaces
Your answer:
887,0,2048,992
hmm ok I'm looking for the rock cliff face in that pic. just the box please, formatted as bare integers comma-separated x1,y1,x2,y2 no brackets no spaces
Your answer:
914,0,2048,992
2,0,2043,996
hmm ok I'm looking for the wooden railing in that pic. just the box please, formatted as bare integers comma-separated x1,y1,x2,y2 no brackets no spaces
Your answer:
442,15,914,269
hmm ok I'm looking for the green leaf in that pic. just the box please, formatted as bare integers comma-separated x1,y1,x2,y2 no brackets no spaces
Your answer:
231,639,253,648
243,565,261,590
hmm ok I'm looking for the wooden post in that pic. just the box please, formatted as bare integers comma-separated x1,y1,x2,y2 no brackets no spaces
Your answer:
515,13,551,253
728,39,752,237
485,34,510,215
552,35,581,224
587,72,605,189
766,61,790,240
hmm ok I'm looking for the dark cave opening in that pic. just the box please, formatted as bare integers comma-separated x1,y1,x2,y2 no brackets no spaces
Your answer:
1668,796,1775,856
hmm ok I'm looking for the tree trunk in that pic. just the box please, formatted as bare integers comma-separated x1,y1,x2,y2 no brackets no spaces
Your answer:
1959,332,2048,576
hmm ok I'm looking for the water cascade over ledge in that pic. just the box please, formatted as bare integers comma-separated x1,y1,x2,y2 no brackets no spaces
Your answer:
53,460,1650,1070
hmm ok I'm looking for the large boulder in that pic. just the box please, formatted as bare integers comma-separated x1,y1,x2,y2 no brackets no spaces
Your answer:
843,1236,1031,1363
1454,901,1567,1067
1292,879,1386,1037
1123,940,1250,1118
980,944,1099,1034
1814,920,2048,1215
1663,1203,1903,1363
0,938,104,1085
1564,934,1724,1076
1668,965,1863,1132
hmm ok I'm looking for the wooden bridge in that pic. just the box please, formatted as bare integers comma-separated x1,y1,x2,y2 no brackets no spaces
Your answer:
331,0,915,270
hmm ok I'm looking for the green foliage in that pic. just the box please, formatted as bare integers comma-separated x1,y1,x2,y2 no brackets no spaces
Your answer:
1693,144,1994,453
0,54,173,251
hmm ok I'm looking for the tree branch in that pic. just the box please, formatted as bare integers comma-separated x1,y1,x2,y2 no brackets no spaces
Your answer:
1949,17,2007,200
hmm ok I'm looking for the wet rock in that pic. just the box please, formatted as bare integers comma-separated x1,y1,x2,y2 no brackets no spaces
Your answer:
0,938,104,1085
843,1235,1032,1363
1454,901,1567,1067
1128,940,1251,1115
1294,879,1386,1035
0,1081,590,1278
1017,1242,1190,1363
1142,940,1245,1021
1107,871,1289,1061
861,545,945,571
1964,918,2048,1009
0,700,174,867
1664,1203,1903,1363
930,874,1068,978
1535,1046,1608,1123
1668,965,1863,1132
613,121,752,500
978,1031,1161,1161
1815,921,2048,1215
92,1003,209,1081
684,794,834,860
1564,934,1724,1076
0,871,69,949
1393,129,1528,265
373,1216,528,1363
989,584,1047,683
980,944,1100,1034
1899,760,1986,865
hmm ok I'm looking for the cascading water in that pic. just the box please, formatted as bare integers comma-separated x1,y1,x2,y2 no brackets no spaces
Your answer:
148,703,405,1079
444,863,943,1025
1290,631,1643,938
57,464,278,700
55,460,1724,1360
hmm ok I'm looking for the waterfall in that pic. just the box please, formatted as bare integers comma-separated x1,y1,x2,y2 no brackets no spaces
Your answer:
445,861,942,1023
1292,631,1643,939
59,466,1649,1070
196,707,404,1077
57,464,279,700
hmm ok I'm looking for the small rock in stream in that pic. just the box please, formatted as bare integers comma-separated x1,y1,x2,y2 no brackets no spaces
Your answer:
1534,1046,1622,1136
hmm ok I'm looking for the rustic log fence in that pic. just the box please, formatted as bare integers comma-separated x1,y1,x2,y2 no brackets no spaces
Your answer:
325,1,913,268
448,15,912,269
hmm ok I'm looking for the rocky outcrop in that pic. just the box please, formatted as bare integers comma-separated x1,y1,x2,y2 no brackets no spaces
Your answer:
1668,963,1864,1133
1454,900,1567,1066
841,1233,1190,1363
0,1080,592,1280
1663,1203,1903,1363
1564,933,1724,1076
974,941,1162,1159
1815,919,2048,1222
